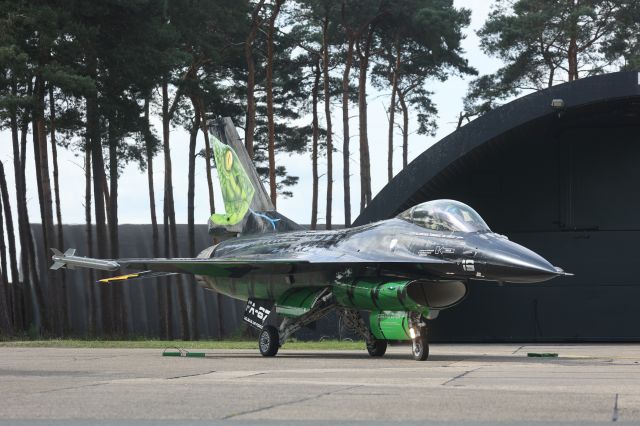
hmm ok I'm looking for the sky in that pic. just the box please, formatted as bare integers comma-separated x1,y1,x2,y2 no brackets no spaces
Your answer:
0,1,503,232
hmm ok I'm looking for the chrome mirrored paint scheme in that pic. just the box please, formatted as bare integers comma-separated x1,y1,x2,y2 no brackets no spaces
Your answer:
50,199,568,358
195,200,565,302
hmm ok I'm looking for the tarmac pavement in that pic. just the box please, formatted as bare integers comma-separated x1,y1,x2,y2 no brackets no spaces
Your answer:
1,344,639,425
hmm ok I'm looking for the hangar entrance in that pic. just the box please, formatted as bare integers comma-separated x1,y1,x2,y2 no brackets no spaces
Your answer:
357,72,640,341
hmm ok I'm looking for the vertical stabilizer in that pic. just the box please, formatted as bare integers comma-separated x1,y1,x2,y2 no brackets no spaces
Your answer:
209,118,303,235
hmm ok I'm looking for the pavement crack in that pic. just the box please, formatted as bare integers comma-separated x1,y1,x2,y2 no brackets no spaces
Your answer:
167,370,216,380
441,367,480,386
221,385,361,420
512,345,524,354
36,381,108,394
612,393,619,422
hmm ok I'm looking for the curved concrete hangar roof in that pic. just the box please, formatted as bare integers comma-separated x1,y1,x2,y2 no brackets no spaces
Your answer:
355,71,640,226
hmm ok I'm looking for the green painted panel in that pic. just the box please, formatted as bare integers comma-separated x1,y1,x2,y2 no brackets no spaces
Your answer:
209,136,255,226
276,287,326,318
369,311,412,341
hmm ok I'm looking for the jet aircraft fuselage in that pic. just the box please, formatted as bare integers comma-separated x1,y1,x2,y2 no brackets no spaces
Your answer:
197,215,562,304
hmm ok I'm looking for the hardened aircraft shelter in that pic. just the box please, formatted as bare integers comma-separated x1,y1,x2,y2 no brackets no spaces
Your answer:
355,71,640,341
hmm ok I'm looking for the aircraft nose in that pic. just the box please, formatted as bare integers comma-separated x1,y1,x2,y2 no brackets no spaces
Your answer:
485,238,562,283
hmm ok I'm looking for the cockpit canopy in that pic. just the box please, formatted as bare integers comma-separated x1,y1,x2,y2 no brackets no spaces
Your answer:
397,200,491,233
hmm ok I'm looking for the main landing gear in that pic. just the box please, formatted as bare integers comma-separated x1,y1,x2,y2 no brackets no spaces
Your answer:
255,297,429,361
338,308,388,357
259,289,335,357
258,325,280,357
366,339,387,357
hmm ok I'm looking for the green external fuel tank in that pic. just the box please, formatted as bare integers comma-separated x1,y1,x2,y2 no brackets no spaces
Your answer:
332,278,430,314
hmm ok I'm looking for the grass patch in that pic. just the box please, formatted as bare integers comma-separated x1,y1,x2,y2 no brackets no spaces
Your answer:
0,339,365,350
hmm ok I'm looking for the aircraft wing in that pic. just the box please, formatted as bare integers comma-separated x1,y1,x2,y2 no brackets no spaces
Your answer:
51,248,451,283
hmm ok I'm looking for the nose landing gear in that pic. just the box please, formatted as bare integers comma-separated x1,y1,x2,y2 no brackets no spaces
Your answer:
409,314,429,361
411,332,429,361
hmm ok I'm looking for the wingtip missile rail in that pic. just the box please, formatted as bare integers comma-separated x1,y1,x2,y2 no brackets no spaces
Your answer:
50,248,120,271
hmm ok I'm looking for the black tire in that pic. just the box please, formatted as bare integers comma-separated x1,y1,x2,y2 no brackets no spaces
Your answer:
411,334,429,361
366,339,387,357
258,325,279,357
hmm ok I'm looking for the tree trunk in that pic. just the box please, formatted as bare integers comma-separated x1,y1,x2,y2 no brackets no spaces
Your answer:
387,36,401,182
266,0,284,207
143,98,159,258
162,202,173,340
398,90,409,168
341,37,355,227
161,86,172,341
0,194,11,335
567,4,579,81
19,103,40,334
194,96,215,214
0,161,19,333
34,75,55,334
567,37,578,81
162,80,189,340
48,85,68,334
0,198,11,335
187,101,201,341
244,0,266,159
357,28,374,212
84,147,96,336
87,51,110,336
187,104,200,258
311,59,321,230
322,14,333,230
107,119,126,337
143,97,162,338
8,93,24,329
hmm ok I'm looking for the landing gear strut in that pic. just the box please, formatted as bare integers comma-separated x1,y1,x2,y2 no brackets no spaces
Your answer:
338,308,387,357
409,313,429,361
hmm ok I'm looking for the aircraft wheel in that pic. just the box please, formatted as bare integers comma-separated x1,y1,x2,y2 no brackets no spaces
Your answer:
366,339,387,357
411,334,429,361
259,325,279,357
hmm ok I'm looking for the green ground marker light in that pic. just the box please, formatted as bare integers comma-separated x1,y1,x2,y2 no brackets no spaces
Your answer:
162,347,206,358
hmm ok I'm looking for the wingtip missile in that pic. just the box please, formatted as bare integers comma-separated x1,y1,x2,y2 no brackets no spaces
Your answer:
50,248,120,271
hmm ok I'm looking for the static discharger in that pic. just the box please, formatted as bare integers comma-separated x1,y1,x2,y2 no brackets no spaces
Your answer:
162,347,206,358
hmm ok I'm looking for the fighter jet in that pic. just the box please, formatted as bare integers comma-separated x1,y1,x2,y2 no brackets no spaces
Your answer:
51,126,570,361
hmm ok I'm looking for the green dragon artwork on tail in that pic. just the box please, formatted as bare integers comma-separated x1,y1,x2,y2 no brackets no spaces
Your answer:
209,136,255,226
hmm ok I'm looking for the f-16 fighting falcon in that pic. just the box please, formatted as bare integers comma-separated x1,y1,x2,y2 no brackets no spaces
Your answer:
51,123,570,360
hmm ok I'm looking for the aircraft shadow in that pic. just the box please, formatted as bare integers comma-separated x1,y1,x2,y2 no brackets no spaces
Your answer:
193,352,586,364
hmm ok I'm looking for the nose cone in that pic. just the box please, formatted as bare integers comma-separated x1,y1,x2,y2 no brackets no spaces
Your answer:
482,237,562,283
